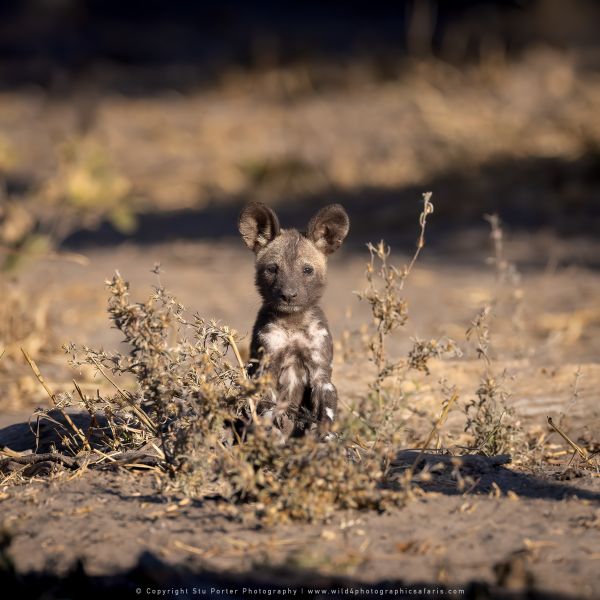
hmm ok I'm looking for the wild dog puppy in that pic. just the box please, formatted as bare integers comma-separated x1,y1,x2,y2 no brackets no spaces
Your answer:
238,202,350,440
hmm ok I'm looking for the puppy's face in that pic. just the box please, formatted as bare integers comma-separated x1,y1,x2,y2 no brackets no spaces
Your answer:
254,230,326,313
238,203,350,314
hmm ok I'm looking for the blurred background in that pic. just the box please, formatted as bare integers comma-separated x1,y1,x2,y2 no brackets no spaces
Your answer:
1,0,599,414
1,0,600,247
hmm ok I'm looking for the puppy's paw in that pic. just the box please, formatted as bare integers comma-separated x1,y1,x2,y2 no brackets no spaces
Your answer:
273,410,294,438
319,431,338,443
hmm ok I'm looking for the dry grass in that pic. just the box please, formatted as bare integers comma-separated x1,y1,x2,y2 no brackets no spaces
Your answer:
0,278,57,412
461,216,525,458
0,281,52,361
0,136,136,271
344,193,460,446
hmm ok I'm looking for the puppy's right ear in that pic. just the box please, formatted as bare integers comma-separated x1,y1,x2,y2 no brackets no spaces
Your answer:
238,202,281,252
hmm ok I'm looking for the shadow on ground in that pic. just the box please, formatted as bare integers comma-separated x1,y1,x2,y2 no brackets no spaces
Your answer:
0,410,109,454
0,544,580,600
392,451,600,503
1,413,599,504
60,153,600,268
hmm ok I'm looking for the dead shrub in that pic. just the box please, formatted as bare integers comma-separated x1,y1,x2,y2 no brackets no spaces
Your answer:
463,215,525,458
218,429,405,524
464,372,521,457
348,193,460,442
52,265,406,521
65,267,254,477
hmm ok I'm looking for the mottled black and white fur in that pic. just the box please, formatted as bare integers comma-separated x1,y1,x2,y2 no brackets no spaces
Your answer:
238,202,350,439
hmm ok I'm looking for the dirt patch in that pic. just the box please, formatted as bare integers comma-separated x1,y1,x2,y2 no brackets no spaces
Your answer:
0,459,598,598
1,236,599,598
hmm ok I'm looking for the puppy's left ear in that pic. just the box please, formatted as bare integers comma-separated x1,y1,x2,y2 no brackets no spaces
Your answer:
307,204,350,255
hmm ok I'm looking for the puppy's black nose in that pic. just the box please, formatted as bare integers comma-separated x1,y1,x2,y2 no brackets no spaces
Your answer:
280,289,298,303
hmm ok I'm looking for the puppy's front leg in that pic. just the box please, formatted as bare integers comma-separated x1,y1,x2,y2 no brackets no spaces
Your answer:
274,364,305,437
312,381,338,439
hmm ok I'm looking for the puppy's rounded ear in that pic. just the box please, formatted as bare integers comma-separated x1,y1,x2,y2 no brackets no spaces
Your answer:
306,204,350,255
238,202,281,252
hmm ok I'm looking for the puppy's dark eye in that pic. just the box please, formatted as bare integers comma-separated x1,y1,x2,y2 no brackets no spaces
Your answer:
303,265,314,275
266,264,278,274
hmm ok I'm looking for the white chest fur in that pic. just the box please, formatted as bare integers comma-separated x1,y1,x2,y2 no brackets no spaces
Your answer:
259,320,329,359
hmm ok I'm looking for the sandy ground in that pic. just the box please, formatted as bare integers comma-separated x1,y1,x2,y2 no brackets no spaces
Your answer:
1,232,599,599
